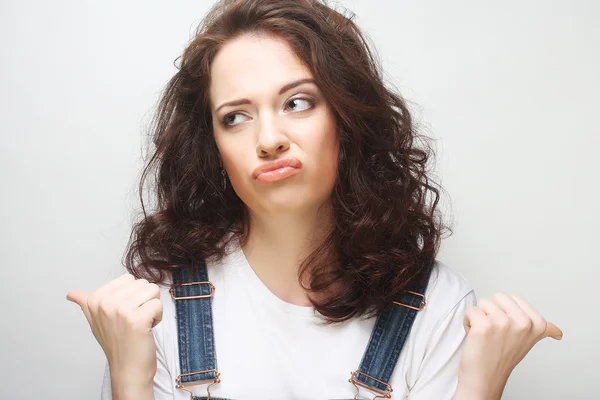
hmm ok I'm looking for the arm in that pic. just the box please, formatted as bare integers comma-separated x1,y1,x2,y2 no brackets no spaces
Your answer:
101,354,175,400
101,325,174,400
454,378,506,400
102,361,155,400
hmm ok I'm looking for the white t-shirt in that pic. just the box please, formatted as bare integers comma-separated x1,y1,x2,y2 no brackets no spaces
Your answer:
101,239,475,400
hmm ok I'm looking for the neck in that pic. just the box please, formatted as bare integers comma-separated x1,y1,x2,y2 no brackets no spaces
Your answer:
241,203,333,307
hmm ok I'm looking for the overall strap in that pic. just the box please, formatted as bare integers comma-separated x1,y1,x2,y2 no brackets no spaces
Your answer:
349,269,432,399
170,261,221,399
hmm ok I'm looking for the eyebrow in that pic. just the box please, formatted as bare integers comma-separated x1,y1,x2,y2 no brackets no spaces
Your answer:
214,78,316,113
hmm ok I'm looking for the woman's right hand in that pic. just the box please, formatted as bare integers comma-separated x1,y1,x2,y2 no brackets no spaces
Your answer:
66,273,163,387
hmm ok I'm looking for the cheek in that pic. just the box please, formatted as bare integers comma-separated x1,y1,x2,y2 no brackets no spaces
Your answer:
221,152,245,187
215,135,255,199
317,118,339,177
214,135,242,181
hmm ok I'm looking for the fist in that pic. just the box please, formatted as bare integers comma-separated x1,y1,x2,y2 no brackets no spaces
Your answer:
458,293,563,397
66,273,164,385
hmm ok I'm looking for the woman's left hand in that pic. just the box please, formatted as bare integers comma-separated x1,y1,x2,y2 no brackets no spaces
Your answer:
455,293,563,400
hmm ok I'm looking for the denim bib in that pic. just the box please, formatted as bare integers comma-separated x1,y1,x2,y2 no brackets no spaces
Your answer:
170,261,429,400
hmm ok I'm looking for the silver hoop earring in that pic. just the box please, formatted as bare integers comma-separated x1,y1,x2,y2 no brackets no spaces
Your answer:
221,167,227,190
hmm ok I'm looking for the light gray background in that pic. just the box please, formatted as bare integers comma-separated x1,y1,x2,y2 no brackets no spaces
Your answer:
1,0,598,399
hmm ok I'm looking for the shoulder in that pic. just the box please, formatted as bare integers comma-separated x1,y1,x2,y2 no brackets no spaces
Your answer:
427,260,474,302
420,260,477,329
398,262,476,393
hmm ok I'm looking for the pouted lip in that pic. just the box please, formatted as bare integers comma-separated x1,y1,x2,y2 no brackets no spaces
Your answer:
252,157,303,179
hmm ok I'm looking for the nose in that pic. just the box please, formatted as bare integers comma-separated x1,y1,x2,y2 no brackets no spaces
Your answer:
255,113,290,157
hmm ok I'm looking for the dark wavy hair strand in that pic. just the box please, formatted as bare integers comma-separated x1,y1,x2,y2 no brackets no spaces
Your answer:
124,0,451,324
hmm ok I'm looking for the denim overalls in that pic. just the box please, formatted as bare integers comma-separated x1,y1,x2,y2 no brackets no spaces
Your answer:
169,261,429,400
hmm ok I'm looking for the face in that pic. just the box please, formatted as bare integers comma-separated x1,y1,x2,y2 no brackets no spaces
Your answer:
209,34,339,216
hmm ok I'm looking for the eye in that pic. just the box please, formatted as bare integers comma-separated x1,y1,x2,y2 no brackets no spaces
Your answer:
221,113,250,127
284,97,314,113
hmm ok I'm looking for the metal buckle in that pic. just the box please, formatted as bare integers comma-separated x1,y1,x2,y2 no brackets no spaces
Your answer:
392,290,426,311
175,370,221,400
348,370,393,399
169,281,215,301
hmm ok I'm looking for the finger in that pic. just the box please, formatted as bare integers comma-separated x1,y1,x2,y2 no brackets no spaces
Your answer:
94,273,136,300
138,297,164,330
512,295,563,341
492,293,526,317
109,279,158,310
492,292,532,329
544,321,563,340
121,281,161,310
510,294,539,317
463,305,488,335
477,298,509,325
66,290,92,324
66,290,85,305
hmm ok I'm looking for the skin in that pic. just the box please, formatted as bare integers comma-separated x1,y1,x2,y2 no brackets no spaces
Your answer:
209,33,339,307
209,33,564,398
66,33,563,400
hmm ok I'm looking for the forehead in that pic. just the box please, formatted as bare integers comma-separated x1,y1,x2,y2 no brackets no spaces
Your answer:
209,34,313,106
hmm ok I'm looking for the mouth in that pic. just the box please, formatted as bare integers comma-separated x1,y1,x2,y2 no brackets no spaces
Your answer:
252,157,303,184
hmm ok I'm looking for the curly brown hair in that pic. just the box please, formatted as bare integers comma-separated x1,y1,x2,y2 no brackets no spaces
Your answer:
124,0,451,324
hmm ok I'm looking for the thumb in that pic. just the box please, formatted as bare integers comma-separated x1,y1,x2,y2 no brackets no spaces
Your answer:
463,319,471,335
66,290,92,324
544,321,563,340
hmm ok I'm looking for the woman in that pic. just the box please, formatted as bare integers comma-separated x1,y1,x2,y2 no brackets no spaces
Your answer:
67,0,562,399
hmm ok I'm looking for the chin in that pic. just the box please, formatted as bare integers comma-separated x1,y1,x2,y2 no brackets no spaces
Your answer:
251,186,331,215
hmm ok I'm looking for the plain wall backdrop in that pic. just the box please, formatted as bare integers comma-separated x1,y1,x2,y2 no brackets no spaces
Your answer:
1,0,598,398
